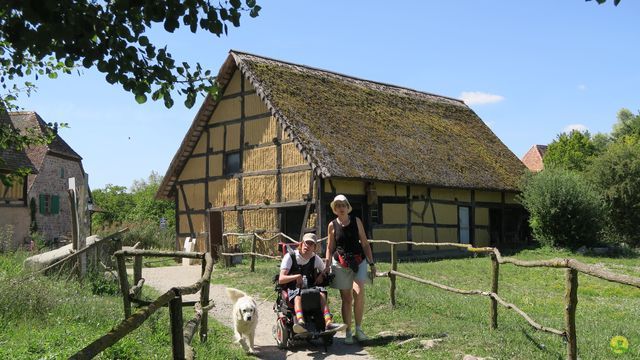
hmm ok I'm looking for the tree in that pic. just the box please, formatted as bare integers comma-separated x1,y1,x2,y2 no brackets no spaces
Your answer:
0,0,261,182
611,108,640,141
589,139,640,246
91,184,134,229
543,130,599,172
586,0,622,5
519,168,603,249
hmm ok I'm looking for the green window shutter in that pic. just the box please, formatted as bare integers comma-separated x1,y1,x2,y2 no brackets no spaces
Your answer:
39,194,46,214
51,195,60,215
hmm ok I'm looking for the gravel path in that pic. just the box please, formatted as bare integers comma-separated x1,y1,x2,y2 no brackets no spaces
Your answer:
139,265,372,359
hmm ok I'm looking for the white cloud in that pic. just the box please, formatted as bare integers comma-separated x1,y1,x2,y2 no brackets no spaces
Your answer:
563,124,589,133
577,84,587,91
459,91,505,105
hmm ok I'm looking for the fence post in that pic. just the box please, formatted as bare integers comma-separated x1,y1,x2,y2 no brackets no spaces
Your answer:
169,292,185,360
200,258,210,343
390,243,397,307
222,234,230,267
490,253,499,330
133,255,142,285
564,268,578,360
115,254,131,318
250,234,257,272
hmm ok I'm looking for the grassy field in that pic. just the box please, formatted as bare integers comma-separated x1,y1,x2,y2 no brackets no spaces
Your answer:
0,251,251,360
210,247,640,359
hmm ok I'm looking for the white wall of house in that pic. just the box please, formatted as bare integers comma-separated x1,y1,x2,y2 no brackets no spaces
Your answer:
0,207,29,250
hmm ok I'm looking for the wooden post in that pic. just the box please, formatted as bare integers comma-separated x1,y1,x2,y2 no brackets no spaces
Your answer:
199,259,210,343
169,292,186,360
390,243,397,307
490,253,499,329
133,255,142,285
222,234,230,267
564,268,578,360
115,254,131,318
68,189,81,278
250,234,257,272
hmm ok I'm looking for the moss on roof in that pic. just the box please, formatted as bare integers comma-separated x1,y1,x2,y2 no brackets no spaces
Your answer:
236,52,525,191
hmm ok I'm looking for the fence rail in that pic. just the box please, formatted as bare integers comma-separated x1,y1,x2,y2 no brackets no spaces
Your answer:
220,233,639,360
70,250,214,360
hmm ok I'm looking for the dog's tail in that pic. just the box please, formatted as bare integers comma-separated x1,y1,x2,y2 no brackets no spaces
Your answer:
226,287,248,303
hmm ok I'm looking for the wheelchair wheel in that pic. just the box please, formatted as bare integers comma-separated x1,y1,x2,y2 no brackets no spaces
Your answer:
274,317,290,349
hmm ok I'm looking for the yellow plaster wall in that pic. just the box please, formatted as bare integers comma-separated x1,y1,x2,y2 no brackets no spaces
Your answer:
382,203,406,224
193,132,208,155
226,123,241,151
431,188,471,202
208,179,238,207
243,209,277,231
475,229,490,247
328,179,365,195
475,207,489,226
178,214,204,235
242,175,277,205
209,97,241,124
411,226,438,251
282,171,311,202
0,179,23,200
372,228,408,252
225,71,242,95
243,146,276,172
411,201,434,224
208,154,223,177
245,116,276,146
436,228,459,249
410,185,428,198
375,183,407,197
178,157,206,181
243,76,252,91
282,142,307,168
178,183,204,211
245,93,269,117
433,203,458,225
505,192,519,204
476,191,501,203
211,127,224,152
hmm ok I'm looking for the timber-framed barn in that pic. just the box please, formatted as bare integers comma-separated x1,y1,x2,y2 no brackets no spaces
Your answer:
157,50,528,256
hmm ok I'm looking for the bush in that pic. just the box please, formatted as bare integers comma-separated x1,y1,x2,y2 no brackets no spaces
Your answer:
589,139,640,246
519,167,603,248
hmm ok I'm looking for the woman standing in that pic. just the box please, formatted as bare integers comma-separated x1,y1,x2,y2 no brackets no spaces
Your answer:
325,194,376,344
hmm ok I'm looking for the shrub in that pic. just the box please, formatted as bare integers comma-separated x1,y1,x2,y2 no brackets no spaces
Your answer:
519,167,603,248
589,139,640,246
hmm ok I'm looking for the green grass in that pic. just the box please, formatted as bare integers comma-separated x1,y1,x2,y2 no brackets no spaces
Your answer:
211,248,640,359
0,251,251,360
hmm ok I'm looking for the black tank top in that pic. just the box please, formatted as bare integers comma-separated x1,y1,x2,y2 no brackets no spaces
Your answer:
332,215,364,256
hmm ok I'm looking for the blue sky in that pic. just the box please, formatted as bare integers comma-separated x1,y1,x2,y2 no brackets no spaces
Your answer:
14,1,640,190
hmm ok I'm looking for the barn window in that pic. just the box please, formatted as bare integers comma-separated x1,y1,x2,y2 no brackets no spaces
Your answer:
224,152,240,175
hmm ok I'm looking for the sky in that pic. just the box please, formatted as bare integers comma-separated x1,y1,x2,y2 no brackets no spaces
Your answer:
13,1,640,191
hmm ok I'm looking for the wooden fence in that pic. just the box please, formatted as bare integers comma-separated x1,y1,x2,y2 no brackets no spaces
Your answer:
25,228,129,280
69,250,214,360
219,232,639,360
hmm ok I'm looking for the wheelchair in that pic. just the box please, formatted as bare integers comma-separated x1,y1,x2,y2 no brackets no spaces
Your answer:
272,275,338,351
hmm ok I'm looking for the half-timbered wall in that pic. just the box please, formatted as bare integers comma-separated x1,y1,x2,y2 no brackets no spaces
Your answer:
323,179,523,255
174,70,312,250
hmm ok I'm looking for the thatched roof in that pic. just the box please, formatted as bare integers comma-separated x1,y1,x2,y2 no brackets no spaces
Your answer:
158,50,525,199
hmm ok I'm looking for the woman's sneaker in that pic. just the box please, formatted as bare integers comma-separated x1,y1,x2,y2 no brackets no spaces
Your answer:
293,320,307,334
344,329,354,344
355,328,369,341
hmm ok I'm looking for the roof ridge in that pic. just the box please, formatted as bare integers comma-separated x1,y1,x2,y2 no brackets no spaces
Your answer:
230,49,464,104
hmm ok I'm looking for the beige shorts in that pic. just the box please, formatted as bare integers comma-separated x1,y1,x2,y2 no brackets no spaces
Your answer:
331,258,370,289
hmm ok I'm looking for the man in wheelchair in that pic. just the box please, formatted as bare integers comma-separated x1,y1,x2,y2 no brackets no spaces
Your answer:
278,233,339,334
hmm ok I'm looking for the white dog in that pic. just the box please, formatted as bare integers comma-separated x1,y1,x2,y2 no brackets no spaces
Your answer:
227,287,258,354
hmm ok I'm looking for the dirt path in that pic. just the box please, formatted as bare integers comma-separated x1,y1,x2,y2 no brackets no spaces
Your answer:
139,265,372,359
